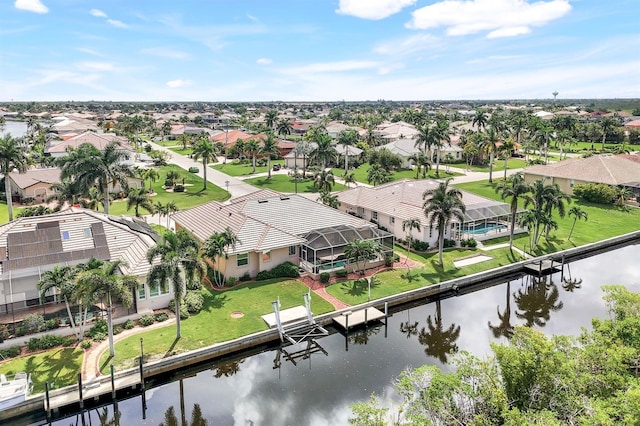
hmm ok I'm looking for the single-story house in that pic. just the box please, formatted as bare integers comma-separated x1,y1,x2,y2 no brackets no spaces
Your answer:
0,209,163,334
523,154,640,196
375,121,419,143
7,168,61,204
336,179,518,245
45,131,134,161
172,190,394,279
377,139,463,169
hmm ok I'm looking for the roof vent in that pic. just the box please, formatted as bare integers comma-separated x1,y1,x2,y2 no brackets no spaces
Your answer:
258,199,269,204
280,196,290,201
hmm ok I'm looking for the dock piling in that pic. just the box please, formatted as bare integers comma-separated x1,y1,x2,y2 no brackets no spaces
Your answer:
45,382,51,420
110,365,116,401
77,373,83,411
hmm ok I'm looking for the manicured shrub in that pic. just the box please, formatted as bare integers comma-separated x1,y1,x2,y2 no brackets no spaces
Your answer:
173,184,185,192
123,320,135,330
335,269,348,278
384,254,394,267
87,319,108,339
573,183,618,205
23,313,45,334
139,315,156,327
0,346,21,359
44,319,59,330
444,239,457,248
256,261,300,281
411,240,429,252
169,299,190,320
113,326,123,335
0,324,9,341
154,312,169,322
226,277,237,287
80,340,93,350
393,254,400,263
466,238,478,248
239,273,251,282
319,272,330,283
91,332,106,342
188,167,199,173
184,291,204,314
27,335,75,352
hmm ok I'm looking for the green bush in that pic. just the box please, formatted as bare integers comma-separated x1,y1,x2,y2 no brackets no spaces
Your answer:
226,277,237,287
0,324,9,340
319,272,330,283
87,319,108,339
0,346,21,359
335,269,349,278
255,261,300,281
444,239,457,248
173,184,185,193
239,273,251,282
44,318,59,330
466,238,478,248
188,167,199,173
384,254,394,267
91,332,106,342
184,291,204,314
80,340,92,350
411,240,430,252
168,299,190,320
27,335,75,352
573,183,618,204
23,313,45,334
113,326,122,335
139,315,156,327
123,320,135,330
154,312,169,322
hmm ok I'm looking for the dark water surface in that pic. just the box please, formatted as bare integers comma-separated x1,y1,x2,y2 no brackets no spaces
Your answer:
48,243,640,425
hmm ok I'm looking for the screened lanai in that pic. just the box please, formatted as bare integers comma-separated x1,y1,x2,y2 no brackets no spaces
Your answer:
455,200,524,241
300,225,394,274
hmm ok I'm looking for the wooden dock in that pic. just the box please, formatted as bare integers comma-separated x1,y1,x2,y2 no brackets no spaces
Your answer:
333,307,386,330
523,259,562,275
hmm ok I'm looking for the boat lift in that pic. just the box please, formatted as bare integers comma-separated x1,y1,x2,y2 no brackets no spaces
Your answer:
272,292,328,345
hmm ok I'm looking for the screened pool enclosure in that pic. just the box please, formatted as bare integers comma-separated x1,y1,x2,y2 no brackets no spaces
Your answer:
300,225,394,274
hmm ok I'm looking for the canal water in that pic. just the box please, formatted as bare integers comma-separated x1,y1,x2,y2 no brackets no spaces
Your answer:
42,243,640,425
1,121,28,138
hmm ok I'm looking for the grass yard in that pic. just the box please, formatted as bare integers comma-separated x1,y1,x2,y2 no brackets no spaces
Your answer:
326,246,521,305
0,347,84,394
455,180,640,255
332,163,460,185
169,147,194,156
212,159,285,176
0,204,25,225
107,165,230,216
244,174,347,193
99,279,335,372
448,158,528,173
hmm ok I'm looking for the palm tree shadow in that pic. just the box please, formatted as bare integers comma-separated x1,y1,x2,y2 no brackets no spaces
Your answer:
100,355,114,373
164,337,181,358
204,293,228,310
341,280,366,297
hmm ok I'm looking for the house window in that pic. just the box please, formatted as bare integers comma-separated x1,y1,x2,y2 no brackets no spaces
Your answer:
262,251,272,262
289,245,297,256
61,230,70,240
372,211,378,221
148,281,169,298
390,217,395,225
570,179,575,188
138,286,146,300
237,253,249,267
84,228,92,238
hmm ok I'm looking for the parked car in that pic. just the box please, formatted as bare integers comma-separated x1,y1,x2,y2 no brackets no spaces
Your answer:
273,164,281,171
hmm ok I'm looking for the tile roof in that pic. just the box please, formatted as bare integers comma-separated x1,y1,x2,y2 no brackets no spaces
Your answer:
524,154,640,186
46,131,133,153
172,192,370,254
8,168,61,190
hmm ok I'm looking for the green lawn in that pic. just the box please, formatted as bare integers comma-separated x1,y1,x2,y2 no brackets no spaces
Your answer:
0,204,24,225
326,246,521,305
107,165,230,216
169,147,194,156
212,159,285,177
455,180,640,255
551,140,621,153
244,174,347,193
100,279,335,372
447,158,528,173
332,163,461,185
0,347,84,394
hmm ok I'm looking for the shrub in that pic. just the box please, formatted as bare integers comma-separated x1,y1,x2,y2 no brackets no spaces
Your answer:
23,313,45,334
255,261,300,281
144,144,152,152
319,272,330,283
164,179,174,187
80,340,93,350
466,238,478,248
113,326,123,335
393,254,400,263
168,299,191,320
573,183,617,204
139,315,156,327
87,319,108,339
335,269,348,278
460,239,468,247
184,291,204,314
411,240,429,252
384,254,394,267
44,318,59,330
154,312,169,322
226,277,237,287
444,239,457,248
0,346,21,359
239,273,251,282
0,324,9,341
91,332,106,342
173,184,185,193
123,320,135,330
27,335,75,352
188,167,199,173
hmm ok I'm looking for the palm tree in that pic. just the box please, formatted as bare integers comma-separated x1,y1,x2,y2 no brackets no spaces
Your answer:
402,217,421,269
265,109,278,130
59,142,133,215
499,139,515,180
533,122,553,164
479,125,501,183
259,133,281,179
76,259,138,357
81,186,104,211
541,183,570,240
495,172,531,251
317,189,340,209
599,116,618,151
343,171,356,188
38,266,85,340
432,116,451,177
47,179,82,210
344,239,383,276
276,118,292,138
139,168,159,191
414,120,438,158
244,139,260,174
338,129,358,174
309,133,337,170
472,109,489,130
567,206,588,241
366,163,391,186
203,227,239,288
0,134,28,221
126,187,156,217
147,230,204,338
165,201,179,229
313,169,335,192
191,138,219,190
422,178,466,266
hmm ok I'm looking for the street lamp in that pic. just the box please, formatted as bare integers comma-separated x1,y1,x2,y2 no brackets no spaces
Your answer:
225,180,230,193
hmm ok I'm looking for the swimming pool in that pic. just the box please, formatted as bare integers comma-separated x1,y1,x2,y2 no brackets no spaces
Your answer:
463,222,507,235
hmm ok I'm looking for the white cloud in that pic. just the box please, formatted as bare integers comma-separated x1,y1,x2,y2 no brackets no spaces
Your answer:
286,60,379,74
14,0,48,14
90,9,107,18
336,0,416,20
106,19,128,29
256,58,272,65
406,0,571,38
141,47,190,60
166,79,192,88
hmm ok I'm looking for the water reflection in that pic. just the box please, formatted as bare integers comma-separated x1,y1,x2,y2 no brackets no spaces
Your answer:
159,403,207,426
417,300,461,363
213,360,244,378
515,275,564,327
488,281,514,339
561,264,583,292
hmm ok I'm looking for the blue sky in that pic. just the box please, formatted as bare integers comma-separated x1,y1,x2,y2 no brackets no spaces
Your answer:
1,0,638,102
